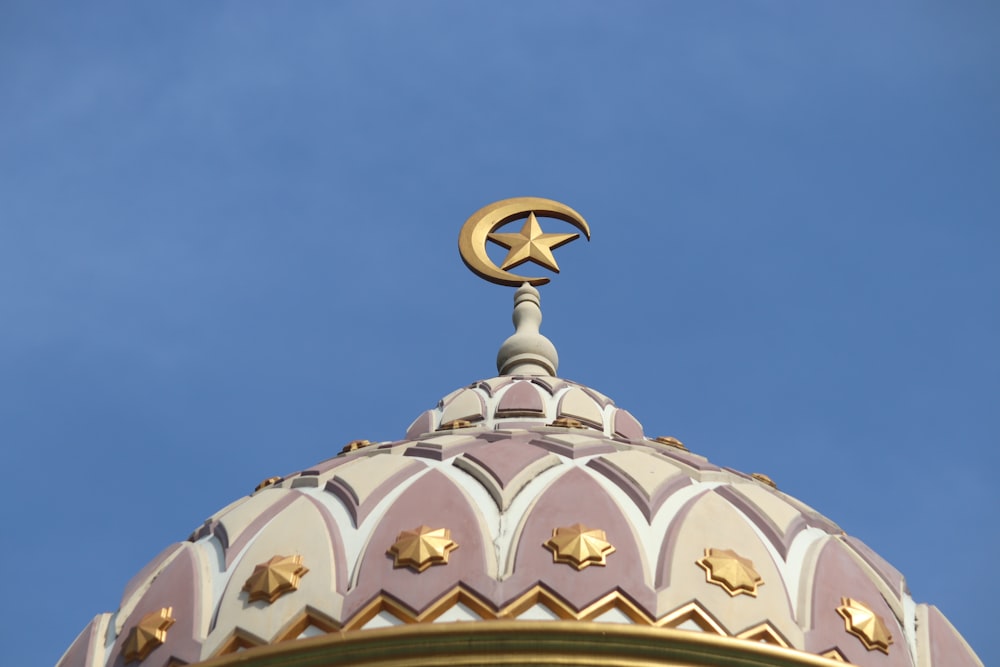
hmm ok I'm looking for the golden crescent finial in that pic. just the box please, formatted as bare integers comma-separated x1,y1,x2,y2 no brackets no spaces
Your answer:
458,197,590,287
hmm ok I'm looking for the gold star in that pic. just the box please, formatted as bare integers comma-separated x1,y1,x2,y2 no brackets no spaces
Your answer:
387,526,459,572
696,548,764,597
836,597,893,654
488,213,580,273
122,607,175,663
242,554,309,604
544,524,616,570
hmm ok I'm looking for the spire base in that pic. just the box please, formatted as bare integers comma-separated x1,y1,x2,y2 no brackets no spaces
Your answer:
496,284,559,377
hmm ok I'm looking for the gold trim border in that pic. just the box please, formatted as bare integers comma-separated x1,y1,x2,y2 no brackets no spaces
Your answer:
211,588,802,660
195,620,855,667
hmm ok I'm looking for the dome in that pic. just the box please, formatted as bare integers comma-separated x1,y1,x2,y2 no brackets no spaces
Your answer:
57,375,982,667
58,203,983,667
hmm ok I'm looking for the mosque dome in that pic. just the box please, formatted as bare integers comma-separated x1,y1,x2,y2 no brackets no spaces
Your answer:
58,203,982,667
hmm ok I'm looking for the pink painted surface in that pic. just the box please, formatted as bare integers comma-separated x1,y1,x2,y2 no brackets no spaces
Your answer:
926,605,981,666
56,614,103,667
405,411,435,439
403,439,488,461
843,535,907,597
503,467,655,616
496,381,545,416
108,545,205,667
120,543,183,607
530,435,617,459
805,540,912,667
461,440,552,489
612,409,644,440
324,458,425,527
346,469,498,618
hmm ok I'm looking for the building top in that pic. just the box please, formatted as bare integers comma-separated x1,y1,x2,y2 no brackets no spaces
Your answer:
57,199,983,667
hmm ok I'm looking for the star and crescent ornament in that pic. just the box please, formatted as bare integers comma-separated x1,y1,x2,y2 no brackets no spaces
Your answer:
544,523,616,570
243,554,309,604
458,197,590,286
696,548,765,597
836,597,893,654
122,607,176,663
387,526,459,572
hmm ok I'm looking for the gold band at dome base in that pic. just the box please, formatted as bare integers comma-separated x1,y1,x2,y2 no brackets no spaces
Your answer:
194,621,856,667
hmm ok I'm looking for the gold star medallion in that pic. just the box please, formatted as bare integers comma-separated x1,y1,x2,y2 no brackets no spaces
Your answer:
242,554,309,604
836,597,893,654
544,524,616,570
488,212,580,273
122,607,176,663
387,526,459,572
696,548,764,597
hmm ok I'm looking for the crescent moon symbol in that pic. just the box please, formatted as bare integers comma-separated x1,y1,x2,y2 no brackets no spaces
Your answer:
458,197,591,287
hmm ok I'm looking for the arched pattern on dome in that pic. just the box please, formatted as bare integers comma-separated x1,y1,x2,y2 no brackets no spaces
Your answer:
324,455,426,527
654,489,799,646
842,534,908,601
405,410,435,439
715,483,811,558
347,469,497,620
453,435,561,511
108,543,209,667
206,495,347,656
587,449,691,522
612,408,644,440
119,543,185,608
203,488,300,567
475,376,514,397
504,467,654,616
802,539,912,666
58,377,983,667
556,386,605,429
439,388,486,425
495,380,545,417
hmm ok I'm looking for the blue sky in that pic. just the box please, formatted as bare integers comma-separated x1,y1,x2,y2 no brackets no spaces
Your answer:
1,3,997,665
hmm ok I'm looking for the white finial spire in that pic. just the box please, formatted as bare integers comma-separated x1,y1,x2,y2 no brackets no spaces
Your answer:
496,283,558,376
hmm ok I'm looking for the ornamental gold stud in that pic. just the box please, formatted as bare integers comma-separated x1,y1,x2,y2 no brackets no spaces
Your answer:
340,439,376,454
388,526,459,572
544,524,616,570
438,419,474,431
836,597,893,654
254,476,283,492
696,548,764,597
750,472,777,489
243,554,309,604
653,436,688,451
549,417,586,429
122,607,175,663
